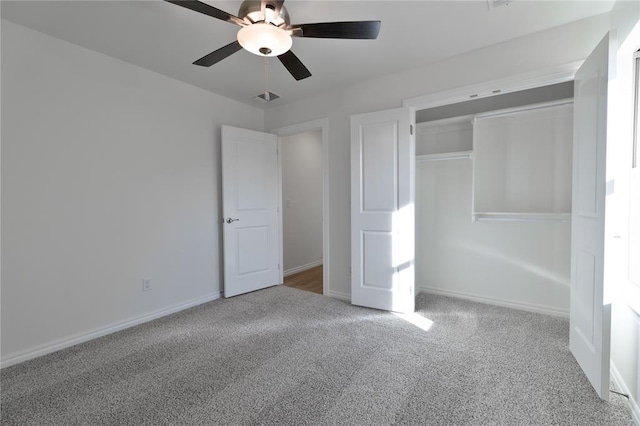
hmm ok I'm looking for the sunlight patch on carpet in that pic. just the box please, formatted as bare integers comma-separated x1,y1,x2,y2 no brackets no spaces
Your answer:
392,312,434,332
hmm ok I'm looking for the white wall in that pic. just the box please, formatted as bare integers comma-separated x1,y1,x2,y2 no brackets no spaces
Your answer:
265,13,610,300
416,122,571,315
281,130,323,274
472,102,573,215
0,21,264,364
607,0,640,422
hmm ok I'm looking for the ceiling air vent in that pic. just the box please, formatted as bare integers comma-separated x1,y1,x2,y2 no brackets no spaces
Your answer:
487,0,513,10
253,91,281,102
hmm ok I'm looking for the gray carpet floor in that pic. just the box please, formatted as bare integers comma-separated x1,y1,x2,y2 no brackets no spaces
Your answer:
1,286,632,425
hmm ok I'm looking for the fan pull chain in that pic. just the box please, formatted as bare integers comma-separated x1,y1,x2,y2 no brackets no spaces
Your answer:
264,56,270,102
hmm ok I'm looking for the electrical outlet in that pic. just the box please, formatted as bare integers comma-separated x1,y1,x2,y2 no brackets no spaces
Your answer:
142,279,152,292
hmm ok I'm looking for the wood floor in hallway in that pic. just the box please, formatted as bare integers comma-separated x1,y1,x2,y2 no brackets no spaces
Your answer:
283,265,323,295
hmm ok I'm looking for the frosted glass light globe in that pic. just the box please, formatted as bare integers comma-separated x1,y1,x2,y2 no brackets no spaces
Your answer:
237,23,292,57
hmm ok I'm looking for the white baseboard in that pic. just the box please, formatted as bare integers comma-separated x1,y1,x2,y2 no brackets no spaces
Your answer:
327,290,350,302
611,361,640,425
1,292,221,369
418,286,569,317
284,260,323,277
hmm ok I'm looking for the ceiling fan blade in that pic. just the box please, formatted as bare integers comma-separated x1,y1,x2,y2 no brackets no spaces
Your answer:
193,41,243,67
165,1,245,26
277,50,312,81
291,21,381,39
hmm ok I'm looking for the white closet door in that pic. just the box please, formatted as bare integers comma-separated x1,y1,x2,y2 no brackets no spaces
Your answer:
570,33,613,401
350,107,415,313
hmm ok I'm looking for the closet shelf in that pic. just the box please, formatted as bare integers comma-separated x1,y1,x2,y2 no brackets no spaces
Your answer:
472,212,571,222
416,150,473,163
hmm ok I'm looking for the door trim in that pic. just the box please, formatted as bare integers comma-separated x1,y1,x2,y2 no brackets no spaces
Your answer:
271,118,330,296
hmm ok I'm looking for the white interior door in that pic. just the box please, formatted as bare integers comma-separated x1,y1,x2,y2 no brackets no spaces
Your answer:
351,107,415,313
222,125,280,298
570,33,613,400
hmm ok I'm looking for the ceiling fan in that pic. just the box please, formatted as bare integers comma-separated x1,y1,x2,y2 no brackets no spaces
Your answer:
166,0,381,81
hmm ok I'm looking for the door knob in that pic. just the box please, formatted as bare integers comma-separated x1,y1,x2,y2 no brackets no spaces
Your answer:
225,218,240,224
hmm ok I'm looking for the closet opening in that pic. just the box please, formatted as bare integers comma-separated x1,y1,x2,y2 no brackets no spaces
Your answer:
414,80,575,315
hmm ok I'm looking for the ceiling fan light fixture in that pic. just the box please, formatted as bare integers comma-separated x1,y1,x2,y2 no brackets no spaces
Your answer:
237,23,292,57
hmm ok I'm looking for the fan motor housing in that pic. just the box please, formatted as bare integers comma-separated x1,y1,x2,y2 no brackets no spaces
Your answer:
238,1,290,26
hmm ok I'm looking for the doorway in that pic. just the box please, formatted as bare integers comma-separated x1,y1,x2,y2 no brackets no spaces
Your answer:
403,56,618,400
272,119,329,295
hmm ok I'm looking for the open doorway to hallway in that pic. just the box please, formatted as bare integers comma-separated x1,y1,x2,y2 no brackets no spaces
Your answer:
279,129,324,294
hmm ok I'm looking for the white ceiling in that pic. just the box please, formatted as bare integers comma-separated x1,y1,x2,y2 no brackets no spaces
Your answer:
1,1,614,108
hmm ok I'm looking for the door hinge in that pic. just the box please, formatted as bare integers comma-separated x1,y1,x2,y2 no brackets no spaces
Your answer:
410,124,414,135
278,264,280,270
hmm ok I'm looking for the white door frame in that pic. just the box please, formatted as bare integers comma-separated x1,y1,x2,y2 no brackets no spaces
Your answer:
271,118,330,295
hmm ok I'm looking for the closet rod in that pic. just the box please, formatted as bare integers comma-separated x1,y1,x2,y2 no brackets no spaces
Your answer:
473,98,573,122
